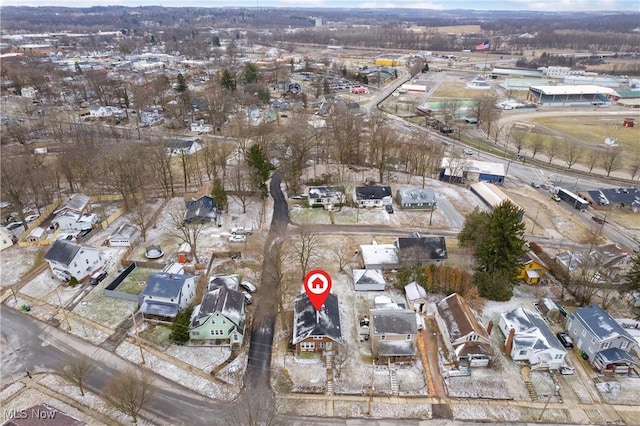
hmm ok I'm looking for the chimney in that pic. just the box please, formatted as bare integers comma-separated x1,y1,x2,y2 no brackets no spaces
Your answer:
486,320,494,335
505,328,515,357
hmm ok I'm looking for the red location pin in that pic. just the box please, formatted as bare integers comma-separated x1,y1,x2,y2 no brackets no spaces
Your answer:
303,269,332,311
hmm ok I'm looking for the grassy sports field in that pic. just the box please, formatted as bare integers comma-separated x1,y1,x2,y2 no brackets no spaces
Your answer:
530,116,640,150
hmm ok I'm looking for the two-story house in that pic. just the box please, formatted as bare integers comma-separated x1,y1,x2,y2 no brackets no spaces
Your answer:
139,273,197,320
566,305,638,375
44,239,105,282
190,286,246,348
307,186,346,209
292,292,342,355
517,250,548,284
184,195,217,224
434,293,494,368
499,306,566,370
394,234,447,268
51,211,98,232
369,308,418,364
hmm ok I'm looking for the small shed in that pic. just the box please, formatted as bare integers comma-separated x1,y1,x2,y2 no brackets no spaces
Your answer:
622,118,635,128
353,269,386,291
26,226,46,243
537,298,562,323
178,242,191,264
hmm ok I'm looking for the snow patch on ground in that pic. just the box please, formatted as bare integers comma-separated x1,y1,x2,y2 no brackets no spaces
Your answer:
164,345,230,373
115,341,237,401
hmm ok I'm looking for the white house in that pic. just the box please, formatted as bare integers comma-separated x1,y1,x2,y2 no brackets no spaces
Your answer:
0,227,14,251
89,105,125,119
499,306,567,370
21,87,37,98
307,186,346,209
43,239,105,282
165,138,203,156
354,185,392,208
404,282,428,313
108,223,139,247
55,193,92,216
51,211,98,232
140,273,197,319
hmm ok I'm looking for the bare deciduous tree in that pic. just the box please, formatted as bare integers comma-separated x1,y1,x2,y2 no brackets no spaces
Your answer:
103,368,155,424
60,356,94,396
544,138,561,164
294,228,322,280
165,206,205,263
333,245,352,273
562,140,584,169
599,146,623,177
229,162,252,213
528,133,545,160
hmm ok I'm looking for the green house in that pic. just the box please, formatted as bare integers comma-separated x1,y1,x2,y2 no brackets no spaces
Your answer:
190,286,246,348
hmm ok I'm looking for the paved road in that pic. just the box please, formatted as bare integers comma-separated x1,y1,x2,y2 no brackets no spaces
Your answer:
1,304,225,426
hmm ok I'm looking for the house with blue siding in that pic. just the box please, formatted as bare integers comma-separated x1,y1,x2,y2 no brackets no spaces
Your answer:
566,305,638,375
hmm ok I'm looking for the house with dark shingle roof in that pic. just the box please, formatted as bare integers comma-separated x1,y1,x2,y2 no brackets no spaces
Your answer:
394,234,447,267
434,293,494,368
184,195,217,224
369,308,418,363
140,273,196,319
44,239,105,282
566,305,638,374
354,185,392,208
292,292,342,354
190,286,246,347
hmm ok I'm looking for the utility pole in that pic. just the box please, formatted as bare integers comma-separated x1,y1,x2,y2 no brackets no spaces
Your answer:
2,332,31,379
55,289,72,331
131,312,146,365
538,385,560,421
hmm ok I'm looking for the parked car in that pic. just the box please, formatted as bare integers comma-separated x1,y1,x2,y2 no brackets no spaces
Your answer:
551,194,561,202
556,332,574,348
25,214,39,222
240,280,257,293
530,181,540,188
89,271,108,285
463,148,473,155
591,216,608,225
385,204,394,214
242,291,253,305
229,235,247,243
6,221,23,230
231,227,253,235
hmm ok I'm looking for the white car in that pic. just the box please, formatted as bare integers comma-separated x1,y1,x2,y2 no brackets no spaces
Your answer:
240,280,257,293
242,291,253,304
229,235,246,243
463,148,474,155
231,227,253,235
25,214,39,222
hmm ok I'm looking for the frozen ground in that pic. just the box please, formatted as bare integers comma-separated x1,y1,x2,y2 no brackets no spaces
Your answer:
0,246,43,288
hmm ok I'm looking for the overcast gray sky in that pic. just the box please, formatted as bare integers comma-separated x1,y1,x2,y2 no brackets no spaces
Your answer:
5,0,639,11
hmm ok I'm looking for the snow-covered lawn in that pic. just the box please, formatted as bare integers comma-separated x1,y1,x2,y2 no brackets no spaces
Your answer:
164,345,231,373
599,377,640,405
115,341,238,401
216,352,247,388
72,290,138,329
453,403,568,423
0,246,43,288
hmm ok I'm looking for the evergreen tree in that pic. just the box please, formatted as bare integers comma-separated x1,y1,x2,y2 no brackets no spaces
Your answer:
220,69,236,92
243,62,259,84
460,201,526,301
169,307,193,345
176,73,188,93
211,178,227,212
621,250,640,293
246,144,271,198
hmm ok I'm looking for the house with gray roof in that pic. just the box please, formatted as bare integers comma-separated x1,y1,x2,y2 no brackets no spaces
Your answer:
165,138,203,156
184,195,217,224
307,186,346,208
353,269,386,291
354,185,392,208
54,193,92,216
435,293,494,368
292,292,342,354
394,234,447,267
208,274,240,292
140,273,196,319
369,308,418,363
566,305,638,374
396,188,437,210
498,306,566,370
44,239,105,282
190,286,246,347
